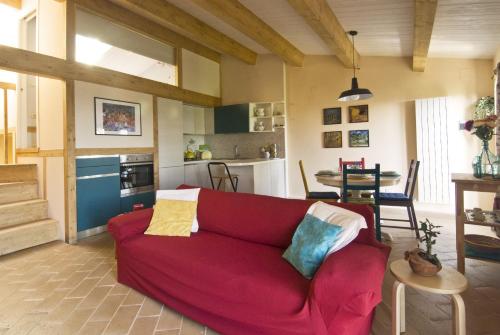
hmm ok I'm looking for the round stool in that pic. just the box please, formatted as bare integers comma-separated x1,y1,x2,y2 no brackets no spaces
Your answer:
390,259,468,335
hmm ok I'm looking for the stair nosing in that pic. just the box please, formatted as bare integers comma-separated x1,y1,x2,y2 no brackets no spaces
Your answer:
0,219,57,233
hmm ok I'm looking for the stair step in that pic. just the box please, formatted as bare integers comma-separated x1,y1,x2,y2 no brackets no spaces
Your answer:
0,219,58,256
0,199,48,229
0,181,39,205
0,164,37,183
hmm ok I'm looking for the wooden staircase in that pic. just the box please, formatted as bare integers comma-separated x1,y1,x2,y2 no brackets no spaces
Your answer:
0,164,58,255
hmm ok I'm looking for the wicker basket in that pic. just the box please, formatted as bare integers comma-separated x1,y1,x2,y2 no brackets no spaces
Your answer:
464,234,500,261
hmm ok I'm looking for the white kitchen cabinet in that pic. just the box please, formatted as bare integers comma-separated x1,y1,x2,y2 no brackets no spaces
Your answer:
183,105,214,135
157,98,184,168
184,163,211,188
159,166,185,190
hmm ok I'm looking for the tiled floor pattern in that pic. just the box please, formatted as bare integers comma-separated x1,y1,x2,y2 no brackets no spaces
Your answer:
0,209,499,335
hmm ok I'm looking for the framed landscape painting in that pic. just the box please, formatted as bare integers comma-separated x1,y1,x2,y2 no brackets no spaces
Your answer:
324,131,342,148
323,107,342,125
349,130,369,147
94,98,142,136
348,105,369,123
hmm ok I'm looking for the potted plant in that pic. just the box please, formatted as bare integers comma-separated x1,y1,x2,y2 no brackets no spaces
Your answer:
405,219,442,276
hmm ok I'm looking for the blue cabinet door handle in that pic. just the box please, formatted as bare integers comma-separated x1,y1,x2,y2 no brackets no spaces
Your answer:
76,173,120,180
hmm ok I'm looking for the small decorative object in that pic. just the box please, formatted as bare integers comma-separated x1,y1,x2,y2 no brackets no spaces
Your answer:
255,121,265,131
463,114,498,178
348,105,369,123
255,108,265,117
323,131,342,148
323,107,342,125
348,130,369,147
405,218,442,276
95,97,141,136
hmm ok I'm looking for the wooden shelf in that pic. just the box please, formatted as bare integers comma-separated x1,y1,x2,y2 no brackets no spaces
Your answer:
464,209,500,228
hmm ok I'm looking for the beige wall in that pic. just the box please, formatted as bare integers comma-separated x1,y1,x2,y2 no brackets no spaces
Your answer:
182,49,220,98
286,56,494,208
74,81,154,148
221,54,285,104
494,47,500,68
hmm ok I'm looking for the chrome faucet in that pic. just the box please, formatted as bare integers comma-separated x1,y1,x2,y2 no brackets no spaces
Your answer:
234,145,240,159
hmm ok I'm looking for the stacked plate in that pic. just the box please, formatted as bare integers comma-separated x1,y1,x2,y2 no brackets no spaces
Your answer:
315,170,340,177
381,171,401,177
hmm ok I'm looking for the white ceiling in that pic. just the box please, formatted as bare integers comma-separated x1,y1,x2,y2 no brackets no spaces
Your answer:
165,0,500,59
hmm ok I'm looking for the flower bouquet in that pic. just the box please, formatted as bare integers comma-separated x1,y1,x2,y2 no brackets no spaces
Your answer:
464,115,498,178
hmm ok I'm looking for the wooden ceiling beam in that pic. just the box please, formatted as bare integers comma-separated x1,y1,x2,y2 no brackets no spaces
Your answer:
0,0,21,9
0,44,221,107
413,0,438,72
110,0,257,65
74,0,220,63
189,0,304,67
287,0,359,68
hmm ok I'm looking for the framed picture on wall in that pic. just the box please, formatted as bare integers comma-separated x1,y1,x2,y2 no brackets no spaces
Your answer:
323,107,342,125
94,97,142,136
349,130,369,147
324,131,342,148
348,105,369,123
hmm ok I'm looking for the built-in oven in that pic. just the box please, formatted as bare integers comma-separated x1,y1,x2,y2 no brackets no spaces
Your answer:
119,154,154,197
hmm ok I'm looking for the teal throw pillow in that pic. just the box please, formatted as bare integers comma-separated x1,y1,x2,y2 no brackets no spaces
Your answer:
283,214,343,279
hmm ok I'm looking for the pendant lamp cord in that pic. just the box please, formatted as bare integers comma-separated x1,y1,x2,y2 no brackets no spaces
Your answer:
352,33,356,78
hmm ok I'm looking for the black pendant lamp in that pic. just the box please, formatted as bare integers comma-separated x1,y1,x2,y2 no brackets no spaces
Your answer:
338,31,373,102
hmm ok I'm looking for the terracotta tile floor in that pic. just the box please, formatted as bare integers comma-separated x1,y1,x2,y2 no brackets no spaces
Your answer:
0,208,499,335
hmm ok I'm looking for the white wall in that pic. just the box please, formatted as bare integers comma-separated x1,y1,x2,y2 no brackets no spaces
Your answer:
74,81,154,148
182,49,220,98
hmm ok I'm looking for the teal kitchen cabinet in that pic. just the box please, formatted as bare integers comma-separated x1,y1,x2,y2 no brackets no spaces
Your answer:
214,104,249,134
120,191,155,213
76,156,121,232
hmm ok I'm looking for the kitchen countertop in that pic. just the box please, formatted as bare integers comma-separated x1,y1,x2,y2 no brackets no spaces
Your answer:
184,158,285,166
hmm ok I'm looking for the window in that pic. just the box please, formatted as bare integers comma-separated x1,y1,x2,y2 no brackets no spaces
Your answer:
75,10,177,86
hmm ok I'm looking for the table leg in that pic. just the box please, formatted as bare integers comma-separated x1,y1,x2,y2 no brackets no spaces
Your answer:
452,294,466,335
392,280,405,335
455,185,465,273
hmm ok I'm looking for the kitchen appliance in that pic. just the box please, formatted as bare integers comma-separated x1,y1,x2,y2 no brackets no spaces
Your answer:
120,153,154,197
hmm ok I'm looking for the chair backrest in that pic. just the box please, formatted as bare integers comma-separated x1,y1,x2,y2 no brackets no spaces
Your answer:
338,157,365,172
207,162,237,192
298,160,310,196
404,160,420,199
341,163,381,206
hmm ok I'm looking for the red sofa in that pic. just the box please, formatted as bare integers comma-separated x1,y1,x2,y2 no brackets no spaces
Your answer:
108,186,390,335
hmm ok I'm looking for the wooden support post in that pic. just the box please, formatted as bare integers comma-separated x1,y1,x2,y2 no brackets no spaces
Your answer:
3,88,7,164
153,96,159,191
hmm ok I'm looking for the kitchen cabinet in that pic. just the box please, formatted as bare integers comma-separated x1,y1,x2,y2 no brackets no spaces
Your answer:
183,105,214,135
184,163,211,188
120,191,155,213
159,166,185,189
76,156,121,233
214,104,249,134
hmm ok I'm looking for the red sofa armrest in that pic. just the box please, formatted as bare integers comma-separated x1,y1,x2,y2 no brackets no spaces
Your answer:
108,208,153,244
308,242,389,331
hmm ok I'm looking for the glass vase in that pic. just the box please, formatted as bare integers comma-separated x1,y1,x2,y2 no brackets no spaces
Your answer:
474,140,497,178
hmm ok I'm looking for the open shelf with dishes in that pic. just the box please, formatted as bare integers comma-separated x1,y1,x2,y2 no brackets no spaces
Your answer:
249,101,286,132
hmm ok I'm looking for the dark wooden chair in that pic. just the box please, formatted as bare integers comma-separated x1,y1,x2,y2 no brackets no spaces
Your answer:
338,157,365,172
207,162,238,192
342,163,381,241
380,160,420,238
299,160,340,202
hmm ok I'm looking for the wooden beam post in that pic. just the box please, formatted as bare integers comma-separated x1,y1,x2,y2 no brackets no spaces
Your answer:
3,89,7,164
287,0,360,68
64,0,77,244
0,44,221,107
111,0,257,65
153,96,159,191
74,0,220,63
413,0,438,72
190,0,304,67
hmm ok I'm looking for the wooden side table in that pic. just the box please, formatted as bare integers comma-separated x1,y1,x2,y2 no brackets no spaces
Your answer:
390,259,468,335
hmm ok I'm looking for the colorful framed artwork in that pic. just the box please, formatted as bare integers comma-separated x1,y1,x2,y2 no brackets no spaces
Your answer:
324,131,342,148
323,107,342,125
94,97,142,136
349,130,369,147
348,105,369,123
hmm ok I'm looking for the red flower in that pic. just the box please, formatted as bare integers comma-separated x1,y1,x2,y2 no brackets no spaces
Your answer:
464,120,474,131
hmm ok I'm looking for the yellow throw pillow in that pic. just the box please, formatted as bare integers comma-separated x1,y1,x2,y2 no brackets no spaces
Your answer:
145,199,198,237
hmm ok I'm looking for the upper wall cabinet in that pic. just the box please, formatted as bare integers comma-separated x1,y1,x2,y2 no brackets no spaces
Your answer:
214,102,286,134
183,105,214,135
